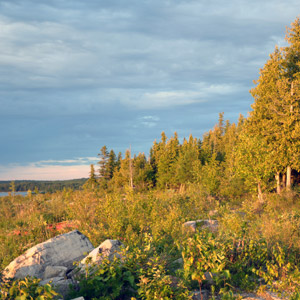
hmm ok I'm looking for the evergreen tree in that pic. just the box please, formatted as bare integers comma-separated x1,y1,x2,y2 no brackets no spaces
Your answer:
133,153,154,190
85,164,98,189
175,134,200,186
98,145,109,179
248,18,300,190
149,132,168,187
157,132,180,188
193,153,221,196
107,150,117,180
116,152,122,171
235,125,274,201
111,150,131,188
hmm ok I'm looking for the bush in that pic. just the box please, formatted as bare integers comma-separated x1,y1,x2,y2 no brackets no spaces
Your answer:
0,277,59,300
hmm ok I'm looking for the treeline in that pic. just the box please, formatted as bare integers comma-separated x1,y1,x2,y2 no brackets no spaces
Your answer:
88,113,245,199
88,18,300,199
0,179,87,193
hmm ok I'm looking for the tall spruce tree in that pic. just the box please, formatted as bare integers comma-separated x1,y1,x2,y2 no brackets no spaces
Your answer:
98,145,109,179
157,132,180,188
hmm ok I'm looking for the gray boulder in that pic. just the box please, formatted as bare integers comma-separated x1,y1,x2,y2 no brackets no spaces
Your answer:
79,239,124,271
3,230,94,280
40,276,73,298
43,266,68,279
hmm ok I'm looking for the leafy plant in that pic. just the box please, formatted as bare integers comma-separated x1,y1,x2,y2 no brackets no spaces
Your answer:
0,277,59,300
181,231,228,293
68,256,137,300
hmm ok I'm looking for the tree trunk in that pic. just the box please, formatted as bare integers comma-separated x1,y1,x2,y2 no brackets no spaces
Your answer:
282,173,286,189
286,166,292,191
258,182,263,202
275,172,281,194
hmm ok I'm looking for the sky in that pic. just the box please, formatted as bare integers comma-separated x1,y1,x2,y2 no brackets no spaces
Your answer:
0,0,299,180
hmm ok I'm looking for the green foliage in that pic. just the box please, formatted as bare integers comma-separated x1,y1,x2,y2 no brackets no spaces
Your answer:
69,256,137,300
69,234,190,300
0,277,59,300
156,132,180,188
193,153,222,196
235,128,274,196
247,17,300,191
181,231,228,289
137,259,190,300
2,187,300,298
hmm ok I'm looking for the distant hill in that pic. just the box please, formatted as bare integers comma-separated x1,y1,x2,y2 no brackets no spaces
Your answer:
0,178,88,193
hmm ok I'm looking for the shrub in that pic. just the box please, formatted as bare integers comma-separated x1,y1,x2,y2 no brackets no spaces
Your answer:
0,277,59,300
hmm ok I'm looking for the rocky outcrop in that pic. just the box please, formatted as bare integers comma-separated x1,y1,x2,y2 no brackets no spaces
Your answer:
3,230,94,297
183,219,218,233
3,230,94,280
3,231,126,298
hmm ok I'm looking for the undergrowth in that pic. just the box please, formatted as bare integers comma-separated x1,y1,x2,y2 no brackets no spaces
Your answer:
1,187,300,299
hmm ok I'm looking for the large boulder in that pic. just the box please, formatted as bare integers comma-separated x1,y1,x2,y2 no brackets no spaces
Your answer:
3,230,94,280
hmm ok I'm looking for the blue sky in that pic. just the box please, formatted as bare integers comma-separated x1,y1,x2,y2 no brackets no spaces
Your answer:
0,0,299,180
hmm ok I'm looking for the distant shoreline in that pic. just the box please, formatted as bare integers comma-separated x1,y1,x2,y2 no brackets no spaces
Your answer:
0,178,87,193
0,191,28,197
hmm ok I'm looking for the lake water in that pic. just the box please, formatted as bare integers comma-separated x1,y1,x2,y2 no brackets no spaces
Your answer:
0,191,27,197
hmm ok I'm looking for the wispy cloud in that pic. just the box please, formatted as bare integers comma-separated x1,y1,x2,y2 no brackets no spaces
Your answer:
0,164,90,181
35,157,98,166
0,157,99,180
137,115,160,128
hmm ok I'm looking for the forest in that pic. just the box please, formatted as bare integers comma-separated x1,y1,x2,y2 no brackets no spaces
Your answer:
0,179,87,193
1,18,300,300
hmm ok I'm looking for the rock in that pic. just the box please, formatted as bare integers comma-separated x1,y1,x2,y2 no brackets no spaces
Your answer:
183,221,198,232
3,230,94,280
172,257,183,268
240,291,284,300
183,219,218,233
43,266,67,279
191,289,209,300
80,239,124,266
40,276,73,298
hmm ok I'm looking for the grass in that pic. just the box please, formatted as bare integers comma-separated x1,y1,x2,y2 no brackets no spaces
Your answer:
1,186,300,298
